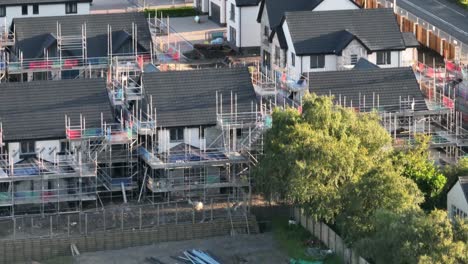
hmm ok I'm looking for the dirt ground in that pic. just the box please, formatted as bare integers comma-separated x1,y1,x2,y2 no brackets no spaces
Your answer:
74,233,289,264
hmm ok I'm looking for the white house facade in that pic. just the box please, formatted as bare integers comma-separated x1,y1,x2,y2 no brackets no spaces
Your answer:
257,0,360,73
447,177,468,221
271,8,416,80
226,0,261,53
0,0,92,27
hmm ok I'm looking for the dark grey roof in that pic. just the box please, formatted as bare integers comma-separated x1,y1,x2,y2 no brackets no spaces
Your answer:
256,0,361,27
293,30,363,55
142,68,258,128
353,58,380,70
259,0,323,29
402,32,420,48
459,176,468,203
396,0,468,46
0,78,113,141
1,0,91,6
284,8,406,55
13,12,151,59
235,0,261,7
308,67,427,112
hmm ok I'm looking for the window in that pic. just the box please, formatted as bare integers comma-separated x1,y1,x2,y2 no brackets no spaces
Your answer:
264,26,269,37
21,5,28,15
20,141,35,155
60,141,69,154
170,128,184,142
229,26,236,44
291,52,295,67
274,46,280,66
0,6,5,17
33,4,39,15
376,51,391,65
66,2,78,14
310,55,325,69
230,3,235,22
262,51,271,68
350,54,358,65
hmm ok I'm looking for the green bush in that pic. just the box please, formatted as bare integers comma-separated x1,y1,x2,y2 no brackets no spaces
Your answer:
144,7,198,18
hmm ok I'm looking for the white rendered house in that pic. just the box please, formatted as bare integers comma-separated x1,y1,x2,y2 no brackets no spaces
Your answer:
447,177,468,221
0,0,92,28
226,0,261,54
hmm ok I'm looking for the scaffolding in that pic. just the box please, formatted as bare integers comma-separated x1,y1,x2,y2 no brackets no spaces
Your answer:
129,89,271,211
4,21,153,82
0,118,99,217
147,14,201,64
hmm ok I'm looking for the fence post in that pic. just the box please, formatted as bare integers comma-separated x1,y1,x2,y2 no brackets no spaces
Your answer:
13,218,16,240
157,204,160,226
210,198,213,221
85,213,88,236
121,208,124,231
67,215,70,237
139,208,142,230
175,203,178,225
49,216,53,237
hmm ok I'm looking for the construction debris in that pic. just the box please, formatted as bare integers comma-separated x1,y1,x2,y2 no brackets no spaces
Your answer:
175,249,221,264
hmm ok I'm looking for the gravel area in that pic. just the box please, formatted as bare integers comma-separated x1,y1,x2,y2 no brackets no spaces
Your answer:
75,233,288,264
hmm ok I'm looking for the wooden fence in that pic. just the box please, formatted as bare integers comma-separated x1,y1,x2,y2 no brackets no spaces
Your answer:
0,216,258,264
294,208,369,264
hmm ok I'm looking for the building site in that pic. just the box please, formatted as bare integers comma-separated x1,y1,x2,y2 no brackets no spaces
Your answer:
0,0,466,262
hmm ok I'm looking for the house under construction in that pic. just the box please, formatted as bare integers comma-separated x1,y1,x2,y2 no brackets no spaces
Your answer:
0,12,152,83
0,78,114,216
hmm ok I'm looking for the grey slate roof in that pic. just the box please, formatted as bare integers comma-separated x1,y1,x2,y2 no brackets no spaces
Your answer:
353,58,380,70
1,0,91,6
13,12,151,59
396,0,468,46
235,0,261,7
284,8,406,55
402,32,420,48
142,68,258,128
459,176,468,203
308,67,427,112
0,78,113,141
257,0,322,29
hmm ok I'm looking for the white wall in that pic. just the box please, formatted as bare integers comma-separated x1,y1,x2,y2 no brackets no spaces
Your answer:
401,47,417,67
157,127,209,154
239,5,260,48
8,140,61,164
447,181,468,220
35,140,61,163
0,3,90,27
338,39,367,69
7,142,20,164
314,0,359,11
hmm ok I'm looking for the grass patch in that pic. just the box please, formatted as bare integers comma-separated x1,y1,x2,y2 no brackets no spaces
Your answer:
272,217,342,264
145,7,198,18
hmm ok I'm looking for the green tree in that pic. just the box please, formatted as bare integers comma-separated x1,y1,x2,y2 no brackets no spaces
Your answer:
356,210,467,264
338,162,424,243
254,94,391,222
394,135,447,209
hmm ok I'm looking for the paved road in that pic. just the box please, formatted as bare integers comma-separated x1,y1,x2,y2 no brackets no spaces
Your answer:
91,0,191,12
397,0,468,44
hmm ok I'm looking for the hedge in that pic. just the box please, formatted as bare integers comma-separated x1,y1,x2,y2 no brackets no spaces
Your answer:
144,7,198,18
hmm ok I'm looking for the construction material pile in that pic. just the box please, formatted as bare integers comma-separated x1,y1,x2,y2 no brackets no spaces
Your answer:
174,249,221,264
